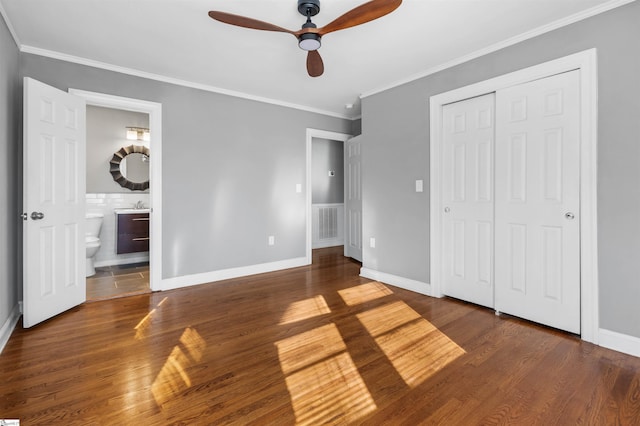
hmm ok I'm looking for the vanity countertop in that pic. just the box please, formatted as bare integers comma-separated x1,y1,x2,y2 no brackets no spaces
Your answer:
114,208,150,214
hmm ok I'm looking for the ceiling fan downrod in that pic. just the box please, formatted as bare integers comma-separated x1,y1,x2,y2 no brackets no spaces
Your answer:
297,0,321,50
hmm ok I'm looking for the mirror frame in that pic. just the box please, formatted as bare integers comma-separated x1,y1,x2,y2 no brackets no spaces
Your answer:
109,144,150,191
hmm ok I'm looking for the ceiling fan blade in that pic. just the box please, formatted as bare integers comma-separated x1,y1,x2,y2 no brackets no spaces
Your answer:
307,50,324,77
317,0,402,36
208,11,295,35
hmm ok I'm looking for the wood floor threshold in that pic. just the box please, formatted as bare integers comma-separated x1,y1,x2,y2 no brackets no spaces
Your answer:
1,246,639,425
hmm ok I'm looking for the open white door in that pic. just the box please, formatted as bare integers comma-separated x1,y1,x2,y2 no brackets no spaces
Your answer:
345,136,362,262
23,77,86,328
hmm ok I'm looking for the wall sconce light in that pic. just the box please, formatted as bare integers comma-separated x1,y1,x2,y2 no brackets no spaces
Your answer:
126,127,150,142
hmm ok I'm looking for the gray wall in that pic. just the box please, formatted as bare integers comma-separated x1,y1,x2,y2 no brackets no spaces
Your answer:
351,118,362,136
0,14,20,330
20,54,351,279
312,138,344,204
361,1,640,338
87,105,149,193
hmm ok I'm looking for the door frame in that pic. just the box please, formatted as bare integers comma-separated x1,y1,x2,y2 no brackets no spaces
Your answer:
305,128,352,264
69,89,162,292
429,49,598,343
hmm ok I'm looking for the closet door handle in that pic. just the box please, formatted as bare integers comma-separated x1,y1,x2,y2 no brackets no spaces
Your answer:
565,212,575,220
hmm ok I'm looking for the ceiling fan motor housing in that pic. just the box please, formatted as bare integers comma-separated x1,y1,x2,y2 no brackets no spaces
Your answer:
298,0,320,17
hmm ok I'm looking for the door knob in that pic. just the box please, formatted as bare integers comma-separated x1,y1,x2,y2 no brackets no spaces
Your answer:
444,207,450,213
30,212,44,220
565,212,575,220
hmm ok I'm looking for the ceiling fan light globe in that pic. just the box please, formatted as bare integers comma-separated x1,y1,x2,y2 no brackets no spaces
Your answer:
298,33,321,51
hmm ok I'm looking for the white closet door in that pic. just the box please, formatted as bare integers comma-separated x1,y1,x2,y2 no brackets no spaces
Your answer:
494,70,581,333
442,94,495,308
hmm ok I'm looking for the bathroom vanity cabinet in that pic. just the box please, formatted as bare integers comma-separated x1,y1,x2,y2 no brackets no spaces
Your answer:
115,211,150,254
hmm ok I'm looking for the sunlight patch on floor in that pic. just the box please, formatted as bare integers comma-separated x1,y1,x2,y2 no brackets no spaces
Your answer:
275,323,377,425
134,296,168,340
357,301,466,388
151,327,206,407
279,295,331,325
338,282,394,306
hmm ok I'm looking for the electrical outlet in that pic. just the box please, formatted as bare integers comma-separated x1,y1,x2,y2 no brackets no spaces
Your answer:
268,236,275,246
415,179,424,192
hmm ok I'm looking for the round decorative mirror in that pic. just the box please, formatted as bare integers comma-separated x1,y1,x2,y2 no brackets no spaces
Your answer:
110,145,150,191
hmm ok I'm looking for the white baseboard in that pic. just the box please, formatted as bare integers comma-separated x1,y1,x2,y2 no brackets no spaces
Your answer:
0,304,22,355
160,257,309,291
360,267,431,296
599,328,640,358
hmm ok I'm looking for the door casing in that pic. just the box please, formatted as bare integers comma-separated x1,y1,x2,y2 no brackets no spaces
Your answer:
429,49,598,343
69,89,162,292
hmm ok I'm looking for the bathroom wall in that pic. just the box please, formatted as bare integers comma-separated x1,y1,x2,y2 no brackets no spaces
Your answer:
87,105,149,194
86,193,150,267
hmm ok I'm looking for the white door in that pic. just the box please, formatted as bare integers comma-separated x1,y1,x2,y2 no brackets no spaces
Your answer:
345,135,362,262
441,94,495,308
494,70,581,333
23,77,86,328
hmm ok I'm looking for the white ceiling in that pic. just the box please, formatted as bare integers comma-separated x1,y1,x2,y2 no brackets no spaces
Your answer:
0,0,625,118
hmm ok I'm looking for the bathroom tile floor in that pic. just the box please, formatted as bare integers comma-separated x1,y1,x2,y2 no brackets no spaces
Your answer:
86,262,150,301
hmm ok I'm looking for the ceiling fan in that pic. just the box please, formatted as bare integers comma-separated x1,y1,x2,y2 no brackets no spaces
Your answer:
208,0,402,77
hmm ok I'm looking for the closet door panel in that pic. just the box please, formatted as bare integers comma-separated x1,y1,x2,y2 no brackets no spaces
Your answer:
441,94,495,308
494,70,581,334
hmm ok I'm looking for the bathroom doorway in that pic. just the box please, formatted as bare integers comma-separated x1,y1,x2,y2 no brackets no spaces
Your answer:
70,89,162,301
85,105,151,301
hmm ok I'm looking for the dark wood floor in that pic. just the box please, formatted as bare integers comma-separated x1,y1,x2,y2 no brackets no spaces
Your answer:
2,246,639,425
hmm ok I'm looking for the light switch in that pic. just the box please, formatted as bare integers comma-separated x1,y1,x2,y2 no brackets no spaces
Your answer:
296,183,302,193
415,179,424,193
369,237,376,248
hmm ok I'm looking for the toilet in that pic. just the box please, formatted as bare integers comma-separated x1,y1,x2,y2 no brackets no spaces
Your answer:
86,213,104,277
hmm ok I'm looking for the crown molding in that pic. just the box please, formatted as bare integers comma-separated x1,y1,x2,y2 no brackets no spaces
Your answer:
20,45,353,120
0,0,21,49
360,0,636,99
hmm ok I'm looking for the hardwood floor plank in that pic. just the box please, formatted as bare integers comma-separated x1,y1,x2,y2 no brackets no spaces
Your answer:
1,246,640,424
